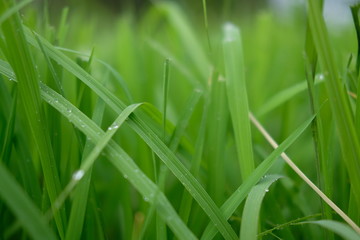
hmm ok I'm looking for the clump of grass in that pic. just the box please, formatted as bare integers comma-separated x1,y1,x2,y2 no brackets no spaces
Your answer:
0,0,360,239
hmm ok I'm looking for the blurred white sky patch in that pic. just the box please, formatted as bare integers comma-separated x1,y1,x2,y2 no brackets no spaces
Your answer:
269,0,357,28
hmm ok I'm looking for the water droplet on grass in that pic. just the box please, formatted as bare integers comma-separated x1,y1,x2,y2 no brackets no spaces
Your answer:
72,170,84,181
108,124,119,131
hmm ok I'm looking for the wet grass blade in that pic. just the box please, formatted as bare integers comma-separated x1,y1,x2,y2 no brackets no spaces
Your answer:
40,83,197,239
240,175,282,240
223,23,254,181
25,28,238,240
53,102,144,216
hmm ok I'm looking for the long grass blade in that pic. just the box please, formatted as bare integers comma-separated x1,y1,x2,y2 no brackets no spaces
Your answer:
223,23,254,181
0,3,67,237
307,0,360,208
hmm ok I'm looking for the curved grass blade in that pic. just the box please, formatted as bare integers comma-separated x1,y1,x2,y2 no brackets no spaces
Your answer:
201,113,315,240
298,220,360,240
223,23,254,181
240,175,282,240
0,162,56,240
40,83,197,240
52,102,143,219
25,29,238,240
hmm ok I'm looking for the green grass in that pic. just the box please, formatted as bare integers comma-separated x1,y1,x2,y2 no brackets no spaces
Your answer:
1,0,360,239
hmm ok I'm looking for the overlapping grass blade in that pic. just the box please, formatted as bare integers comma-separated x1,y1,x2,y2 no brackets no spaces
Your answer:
55,103,143,217
0,2,67,237
178,93,209,224
201,113,315,239
239,175,282,240
24,28,238,240
0,162,56,240
307,0,360,208
65,98,106,240
223,23,254,181
40,83,197,239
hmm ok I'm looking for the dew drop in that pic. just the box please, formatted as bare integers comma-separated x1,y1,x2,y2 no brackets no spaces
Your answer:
72,170,85,181
143,196,149,202
123,174,128,179
265,189,269,192
108,124,119,131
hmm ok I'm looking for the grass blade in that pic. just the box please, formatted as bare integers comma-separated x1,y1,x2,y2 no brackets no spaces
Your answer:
0,2,67,237
239,175,282,240
223,23,254,181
